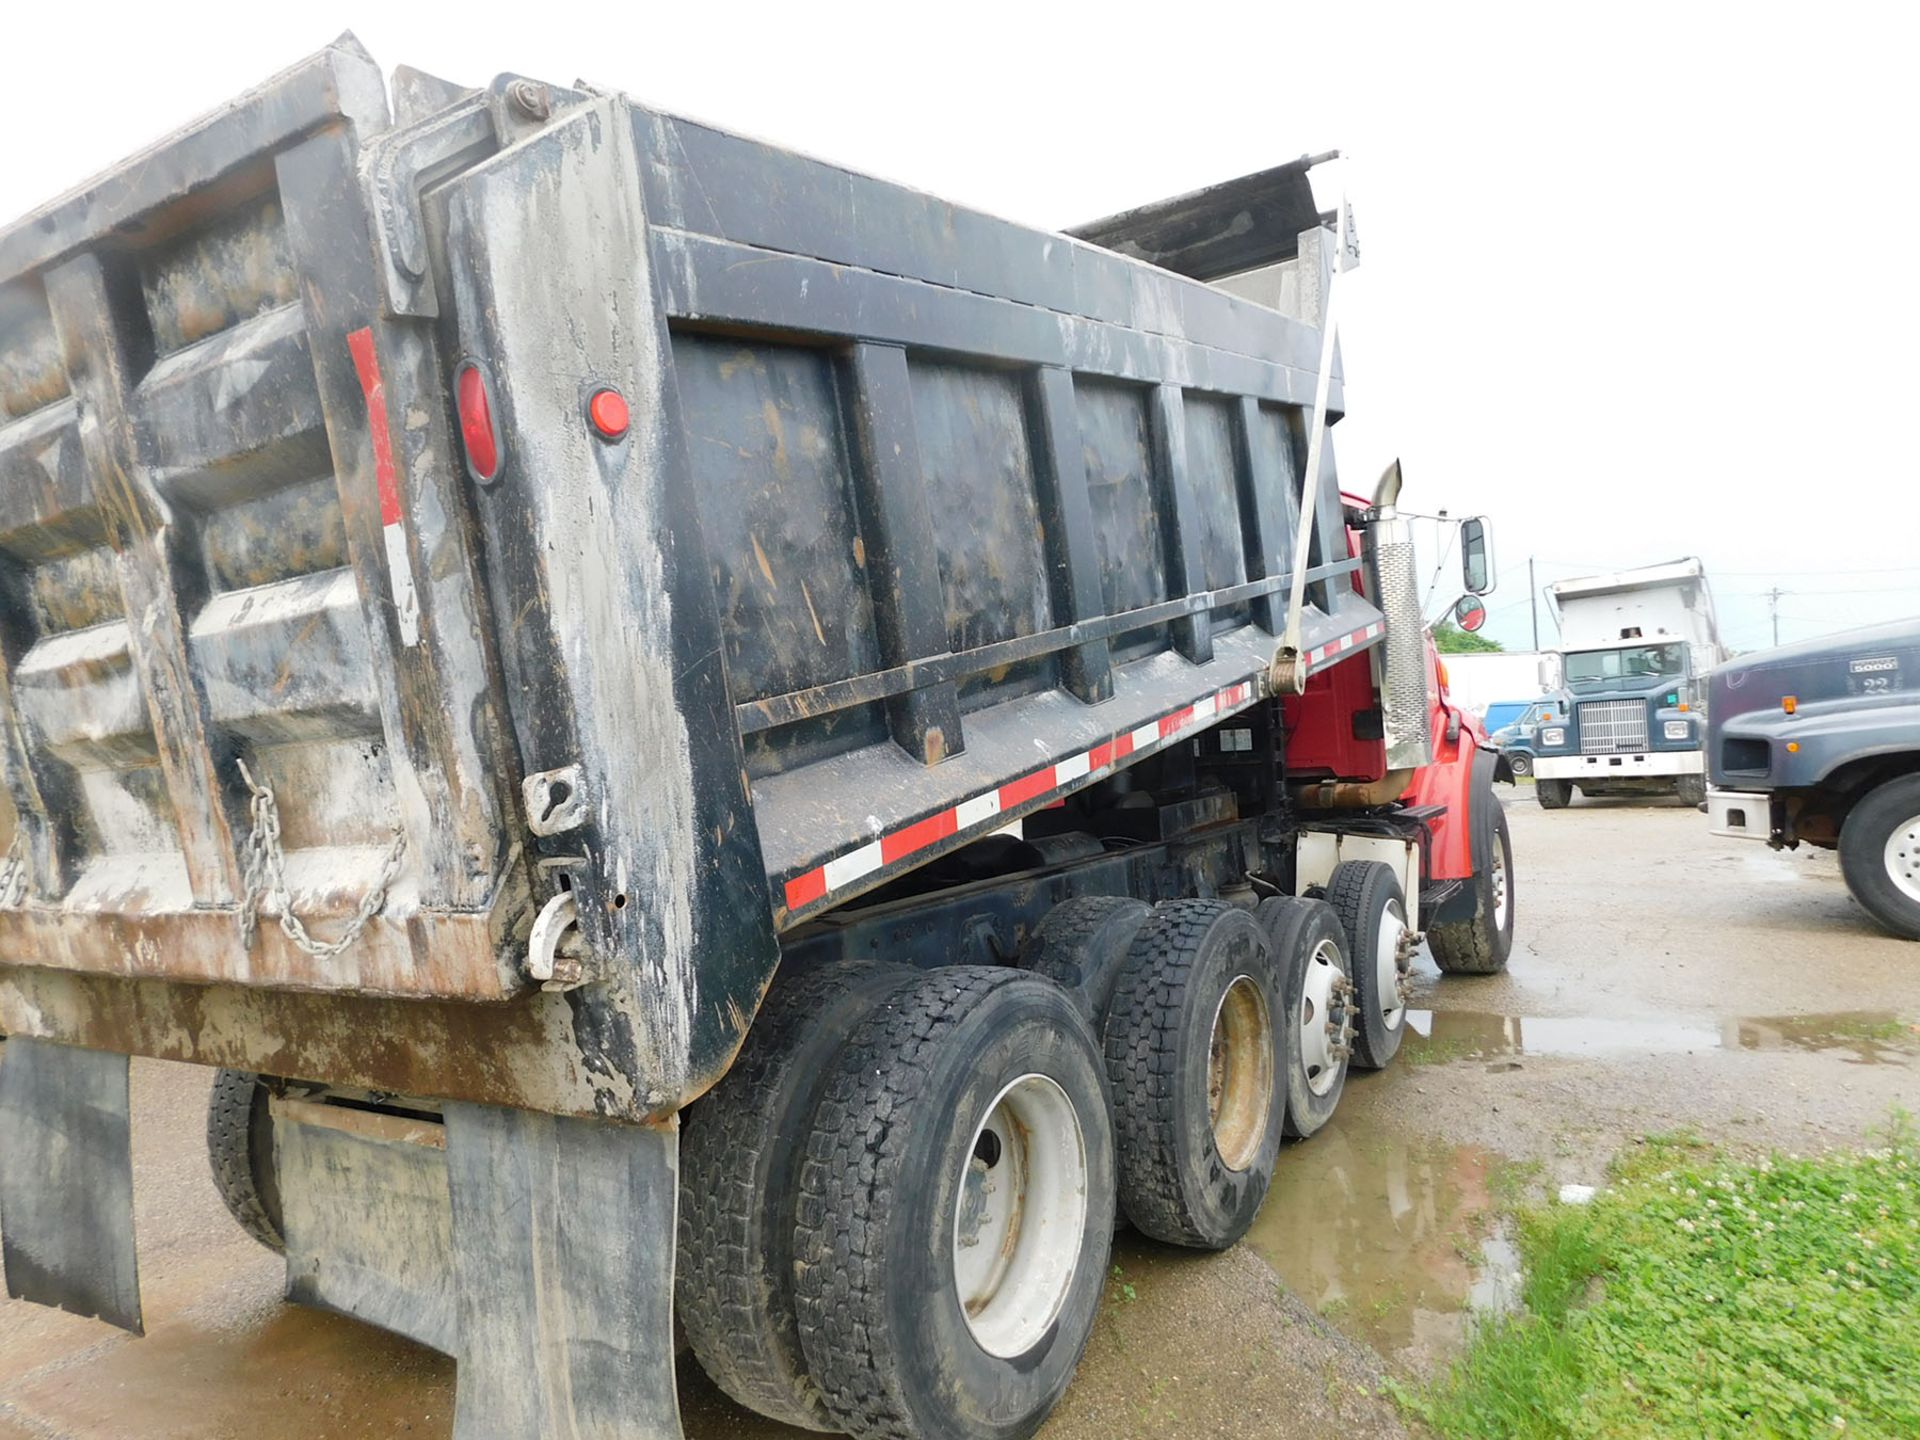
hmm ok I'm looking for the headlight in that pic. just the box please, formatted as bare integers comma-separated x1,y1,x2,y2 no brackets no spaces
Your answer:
1663,720,1690,740
1541,727,1566,746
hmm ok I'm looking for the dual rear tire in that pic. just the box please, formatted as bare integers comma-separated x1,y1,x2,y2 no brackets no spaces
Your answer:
682,896,1322,1437
681,963,1115,1440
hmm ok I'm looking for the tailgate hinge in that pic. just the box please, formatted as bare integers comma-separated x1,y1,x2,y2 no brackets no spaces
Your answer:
367,74,586,318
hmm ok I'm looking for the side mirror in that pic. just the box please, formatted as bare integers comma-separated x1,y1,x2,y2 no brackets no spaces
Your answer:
1460,516,1493,596
1537,654,1562,691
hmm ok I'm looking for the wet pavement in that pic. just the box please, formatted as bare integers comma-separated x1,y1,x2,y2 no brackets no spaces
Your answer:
3,789,1917,1437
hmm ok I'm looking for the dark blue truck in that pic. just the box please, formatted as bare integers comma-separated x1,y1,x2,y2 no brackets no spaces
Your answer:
1707,618,1920,939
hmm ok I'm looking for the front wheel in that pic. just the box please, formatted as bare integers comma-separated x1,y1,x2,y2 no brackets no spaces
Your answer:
1535,777,1573,810
1428,799,1515,975
1838,774,1920,940
1507,752,1533,779
1675,773,1707,807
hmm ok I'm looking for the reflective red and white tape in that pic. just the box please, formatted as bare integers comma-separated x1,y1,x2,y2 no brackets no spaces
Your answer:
782,679,1258,914
347,327,420,647
1305,620,1386,667
779,617,1387,915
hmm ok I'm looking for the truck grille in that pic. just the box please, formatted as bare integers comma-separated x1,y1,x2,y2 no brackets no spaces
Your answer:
1578,700,1648,754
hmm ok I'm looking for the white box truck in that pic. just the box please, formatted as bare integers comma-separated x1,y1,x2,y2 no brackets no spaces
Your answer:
1529,559,1728,808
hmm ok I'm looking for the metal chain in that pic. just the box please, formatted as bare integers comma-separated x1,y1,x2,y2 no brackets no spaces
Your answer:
0,829,26,908
234,760,408,959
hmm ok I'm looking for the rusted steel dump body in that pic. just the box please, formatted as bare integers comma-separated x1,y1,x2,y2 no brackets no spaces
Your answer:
0,38,1383,1124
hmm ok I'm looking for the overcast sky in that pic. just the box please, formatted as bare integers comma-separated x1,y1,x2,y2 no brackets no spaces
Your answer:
6,3,1915,654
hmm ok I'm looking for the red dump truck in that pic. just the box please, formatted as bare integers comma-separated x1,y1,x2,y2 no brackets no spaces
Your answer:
0,37,1513,1440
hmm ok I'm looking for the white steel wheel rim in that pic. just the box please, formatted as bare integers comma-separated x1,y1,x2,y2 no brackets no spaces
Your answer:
952,1073,1088,1359
1887,814,1920,905
1208,976,1275,1172
1375,900,1408,1032
1298,939,1345,1097
1491,841,1510,932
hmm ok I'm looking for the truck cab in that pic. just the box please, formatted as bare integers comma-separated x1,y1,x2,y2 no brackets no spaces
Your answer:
1529,558,1723,808
1706,618,1920,939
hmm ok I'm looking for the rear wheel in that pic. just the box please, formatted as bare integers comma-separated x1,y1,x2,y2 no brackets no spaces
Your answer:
1017,894,1151,1025
1428,799,1516,975
1102,900,1285,1250
793,968,1114,1440
1256,897,1352,1139
207,1069,284,1254
1535,777,1573,810
678,960,919,1430
1838,774,1920,940
1326,861,1410,1069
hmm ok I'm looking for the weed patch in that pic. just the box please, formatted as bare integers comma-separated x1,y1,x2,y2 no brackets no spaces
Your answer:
1404,1118,1920,1437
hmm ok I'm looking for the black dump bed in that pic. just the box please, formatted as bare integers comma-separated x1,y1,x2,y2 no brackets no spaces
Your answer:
0,37,1385,1119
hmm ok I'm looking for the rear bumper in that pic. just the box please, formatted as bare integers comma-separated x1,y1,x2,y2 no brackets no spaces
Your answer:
1534,750,1703,780
1707,788,1772,840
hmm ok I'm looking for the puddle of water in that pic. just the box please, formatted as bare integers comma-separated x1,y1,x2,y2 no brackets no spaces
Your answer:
1403,1009,1915,1066
1244,1124,1521,1373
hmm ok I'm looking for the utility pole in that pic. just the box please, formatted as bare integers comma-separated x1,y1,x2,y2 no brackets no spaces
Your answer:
1529,557,1540,651
1767,586,1784,646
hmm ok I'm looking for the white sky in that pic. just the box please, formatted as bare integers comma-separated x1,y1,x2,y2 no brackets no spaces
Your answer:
6,2,1916,654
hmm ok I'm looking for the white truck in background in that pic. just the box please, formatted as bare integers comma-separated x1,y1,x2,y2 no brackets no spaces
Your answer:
1529,559,1729,808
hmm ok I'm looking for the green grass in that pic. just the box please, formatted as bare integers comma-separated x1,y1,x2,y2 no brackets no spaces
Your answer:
1403,1116,1920,1438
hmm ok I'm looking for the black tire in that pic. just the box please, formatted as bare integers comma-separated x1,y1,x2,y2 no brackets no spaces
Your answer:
1428,796,1516,975
794,967,1115,1440
1102,899,1285,1249
1508,752,1533,778
1675,773,1708,807
1535,777,1573,810
1838,774,1920,940
1325,861,1410,1070
1017,894,1151,1025
1255,897,1351,1139
207,1068,284,1254
678,960,920,1430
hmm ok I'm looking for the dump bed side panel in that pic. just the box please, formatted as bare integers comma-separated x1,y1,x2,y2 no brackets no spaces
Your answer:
623,108,1384,922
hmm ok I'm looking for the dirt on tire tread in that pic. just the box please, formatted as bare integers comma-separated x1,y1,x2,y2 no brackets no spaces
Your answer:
791,964,1037,1440
206,1068,282,1254
678,960,910,1431
1102,899,1232,1248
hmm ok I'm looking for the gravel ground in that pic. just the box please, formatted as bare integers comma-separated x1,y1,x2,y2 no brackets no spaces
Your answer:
1,785,1912,1438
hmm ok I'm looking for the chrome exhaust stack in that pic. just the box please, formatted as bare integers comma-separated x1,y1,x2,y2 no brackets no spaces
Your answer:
1360,460,1433,771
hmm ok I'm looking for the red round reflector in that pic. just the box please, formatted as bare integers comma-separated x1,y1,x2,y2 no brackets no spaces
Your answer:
455,364,499,481
589,388,630,440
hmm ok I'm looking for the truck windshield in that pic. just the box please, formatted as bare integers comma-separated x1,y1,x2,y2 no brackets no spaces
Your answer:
1564,644,1685,683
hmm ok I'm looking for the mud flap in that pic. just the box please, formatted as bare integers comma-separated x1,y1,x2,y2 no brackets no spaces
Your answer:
277,1098,460,1354
444,1102,682,1440
0,1038,143,1333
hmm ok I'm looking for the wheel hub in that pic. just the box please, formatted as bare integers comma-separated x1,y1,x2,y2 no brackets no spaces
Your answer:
952,1074,1088,1359
1374,901,1410,1031
1491,842,1510,932
1886,813,1920,905
1298,939,1352,1096
1207,976,1275,1172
